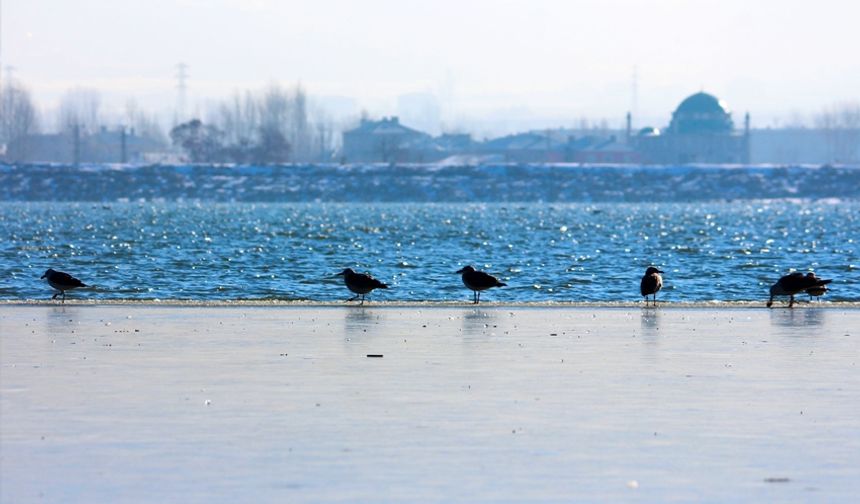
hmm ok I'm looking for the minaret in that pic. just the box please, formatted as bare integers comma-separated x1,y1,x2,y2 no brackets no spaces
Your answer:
743,112,751,164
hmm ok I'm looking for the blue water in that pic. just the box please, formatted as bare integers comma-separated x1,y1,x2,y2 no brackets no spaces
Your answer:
1,200,857,302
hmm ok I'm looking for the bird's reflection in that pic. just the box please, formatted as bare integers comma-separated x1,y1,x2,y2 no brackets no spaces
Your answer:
44,305,75,335
640,308,661,341
769,307,825,329
343,307,378,335
461,308,497,337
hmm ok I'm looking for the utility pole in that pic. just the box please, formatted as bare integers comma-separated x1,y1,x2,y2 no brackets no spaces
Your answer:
73,124,81,166
631,65,639,130
120,126,127,163
175,63,188,125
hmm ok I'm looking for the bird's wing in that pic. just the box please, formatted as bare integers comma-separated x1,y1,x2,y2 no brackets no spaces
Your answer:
54,271,86,287
352,273,381,290
640,275,652,296
473,271,501,287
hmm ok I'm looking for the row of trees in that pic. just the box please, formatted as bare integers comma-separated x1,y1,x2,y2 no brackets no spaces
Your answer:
0,81,169,163
0,80,39,160
170,84,335,164
1,81,335,164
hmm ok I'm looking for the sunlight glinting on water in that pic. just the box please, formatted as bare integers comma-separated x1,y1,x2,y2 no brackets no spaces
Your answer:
2,201,857,302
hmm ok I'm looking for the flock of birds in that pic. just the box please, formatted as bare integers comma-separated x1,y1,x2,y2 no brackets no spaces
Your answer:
40,265,832,307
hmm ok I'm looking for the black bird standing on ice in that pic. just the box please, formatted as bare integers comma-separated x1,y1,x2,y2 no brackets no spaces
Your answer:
336,268,388,305
41,268,87,303
456,265,506,304
640,266,664,306
767,271,832,308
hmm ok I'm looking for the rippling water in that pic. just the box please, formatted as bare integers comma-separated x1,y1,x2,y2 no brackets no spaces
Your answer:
1,201,857,302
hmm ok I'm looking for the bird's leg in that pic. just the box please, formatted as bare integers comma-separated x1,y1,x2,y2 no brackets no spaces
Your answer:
476,291,481,304
52,292,59,300
788,295,795,308
62,291,66,304
347,294,359,302
360,294,365,306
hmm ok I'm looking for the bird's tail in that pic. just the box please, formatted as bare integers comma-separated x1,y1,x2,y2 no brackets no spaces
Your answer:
376,281,389,289
497,282,507,287
818,279,833,285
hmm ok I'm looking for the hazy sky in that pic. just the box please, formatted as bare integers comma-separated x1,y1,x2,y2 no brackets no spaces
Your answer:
4,0,860,133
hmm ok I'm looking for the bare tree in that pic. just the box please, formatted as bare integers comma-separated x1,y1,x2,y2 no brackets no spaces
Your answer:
256,84,293,163
290,86,311,161
58,87,102,134
313,110,335,162
124,99,166,147
204,82,334,164
0,79,39,161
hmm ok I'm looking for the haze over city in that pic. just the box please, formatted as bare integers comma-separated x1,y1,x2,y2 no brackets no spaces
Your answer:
4,0,860,135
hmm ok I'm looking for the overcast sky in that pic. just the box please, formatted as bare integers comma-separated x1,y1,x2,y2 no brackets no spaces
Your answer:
4,0,859,133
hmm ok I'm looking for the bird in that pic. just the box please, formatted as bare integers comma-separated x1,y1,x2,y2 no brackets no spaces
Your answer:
640,266,664,306
456,265,506,304
767,271,832,308
336,268,388,305
41,268,87,303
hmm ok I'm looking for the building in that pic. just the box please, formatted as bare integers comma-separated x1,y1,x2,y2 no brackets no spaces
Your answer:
634,92,750,164
478,132,568,163
573,137,640,163
341,116,442,163
23,127,166,164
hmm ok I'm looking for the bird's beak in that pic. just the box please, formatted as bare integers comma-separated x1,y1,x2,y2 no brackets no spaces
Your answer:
455,268,465,274
334,272,345,277
657,270,664,274
40,274,46,279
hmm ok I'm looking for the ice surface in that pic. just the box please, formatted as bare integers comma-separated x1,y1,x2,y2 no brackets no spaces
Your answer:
2,305,858,502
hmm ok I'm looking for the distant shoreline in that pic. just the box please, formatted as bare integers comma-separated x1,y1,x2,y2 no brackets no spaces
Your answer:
3,163,860,202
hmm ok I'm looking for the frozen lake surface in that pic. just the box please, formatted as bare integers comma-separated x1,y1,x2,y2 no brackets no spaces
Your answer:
2,305,858,502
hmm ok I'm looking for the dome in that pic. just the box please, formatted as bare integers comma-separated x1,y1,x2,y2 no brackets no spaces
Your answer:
669,92,734,134
638,126,660,137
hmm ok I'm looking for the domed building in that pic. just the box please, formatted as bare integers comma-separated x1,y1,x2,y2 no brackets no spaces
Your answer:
633,92,750,164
